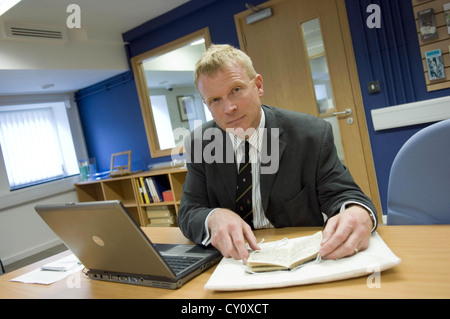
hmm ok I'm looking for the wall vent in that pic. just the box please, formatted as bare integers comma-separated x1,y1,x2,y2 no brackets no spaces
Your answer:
2,21,68,43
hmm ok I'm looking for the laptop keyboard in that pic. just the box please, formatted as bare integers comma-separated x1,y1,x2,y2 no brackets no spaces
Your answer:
162,255,203,274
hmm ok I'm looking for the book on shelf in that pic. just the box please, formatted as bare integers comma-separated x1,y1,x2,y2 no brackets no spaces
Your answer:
136,175,171,204
146,217,177,227
135,178,147,204
146,206,177,227
162,190,174,202
144,177,156,203
139,177,150,203
147,222,176,227
246,231,322,273
145,206,175,218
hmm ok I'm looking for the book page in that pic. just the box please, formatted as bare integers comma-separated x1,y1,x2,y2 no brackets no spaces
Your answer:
247,232,323,271
288,231,322,267
247,246,291,268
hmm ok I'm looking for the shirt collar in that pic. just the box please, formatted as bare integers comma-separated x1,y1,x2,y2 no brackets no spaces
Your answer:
229,107,265,152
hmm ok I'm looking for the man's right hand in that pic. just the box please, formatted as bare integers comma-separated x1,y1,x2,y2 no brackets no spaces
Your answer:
207,208,260,264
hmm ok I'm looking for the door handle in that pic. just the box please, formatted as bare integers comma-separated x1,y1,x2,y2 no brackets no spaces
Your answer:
332,108,352,117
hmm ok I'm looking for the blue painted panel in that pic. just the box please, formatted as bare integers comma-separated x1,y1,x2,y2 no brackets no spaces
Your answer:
75,72,153,173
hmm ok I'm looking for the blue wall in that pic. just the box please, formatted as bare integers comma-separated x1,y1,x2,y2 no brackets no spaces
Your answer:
76,0,450,214
75,72,151,172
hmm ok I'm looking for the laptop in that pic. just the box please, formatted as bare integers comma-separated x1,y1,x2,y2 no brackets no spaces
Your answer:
34,200,222,289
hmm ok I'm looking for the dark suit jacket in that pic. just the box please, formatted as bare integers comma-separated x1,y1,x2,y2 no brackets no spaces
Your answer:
177,105,377,245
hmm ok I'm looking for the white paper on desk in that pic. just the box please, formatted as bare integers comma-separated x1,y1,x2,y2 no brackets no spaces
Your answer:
204,232,401,291
10,254,85,285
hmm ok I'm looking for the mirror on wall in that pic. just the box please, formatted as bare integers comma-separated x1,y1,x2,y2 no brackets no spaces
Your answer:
131,28,211,158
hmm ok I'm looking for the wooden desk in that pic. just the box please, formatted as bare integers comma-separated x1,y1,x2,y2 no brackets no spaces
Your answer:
1,225,449,299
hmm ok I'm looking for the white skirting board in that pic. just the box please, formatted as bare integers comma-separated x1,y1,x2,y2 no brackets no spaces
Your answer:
371,96,450,131
2,238,63,267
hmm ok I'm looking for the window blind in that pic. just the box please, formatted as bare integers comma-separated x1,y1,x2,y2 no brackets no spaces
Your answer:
0,108,65,189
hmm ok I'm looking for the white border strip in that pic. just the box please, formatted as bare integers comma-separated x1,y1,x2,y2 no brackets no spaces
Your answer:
0,176,78,211
371,96,450,131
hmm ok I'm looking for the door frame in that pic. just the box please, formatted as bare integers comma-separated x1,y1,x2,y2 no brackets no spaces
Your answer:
234,0,382,222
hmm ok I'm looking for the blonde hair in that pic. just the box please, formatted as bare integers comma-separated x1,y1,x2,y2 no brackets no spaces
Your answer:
194,44,257,88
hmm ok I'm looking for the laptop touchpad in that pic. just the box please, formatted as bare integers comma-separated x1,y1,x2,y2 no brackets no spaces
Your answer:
159,244,210,256
186,245,211,254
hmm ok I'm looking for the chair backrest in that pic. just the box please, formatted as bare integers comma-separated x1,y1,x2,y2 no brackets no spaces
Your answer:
387,119,450,225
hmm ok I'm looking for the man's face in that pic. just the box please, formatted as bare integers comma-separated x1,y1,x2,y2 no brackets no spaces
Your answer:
197,63,264,137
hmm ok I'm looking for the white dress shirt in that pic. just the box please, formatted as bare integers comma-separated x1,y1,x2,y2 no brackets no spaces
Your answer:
229,109,272,230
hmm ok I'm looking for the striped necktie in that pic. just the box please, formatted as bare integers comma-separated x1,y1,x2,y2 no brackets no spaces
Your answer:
235,141,253,228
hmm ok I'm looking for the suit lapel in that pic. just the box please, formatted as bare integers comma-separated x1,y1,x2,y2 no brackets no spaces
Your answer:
260,105,286,213
211,126,237,207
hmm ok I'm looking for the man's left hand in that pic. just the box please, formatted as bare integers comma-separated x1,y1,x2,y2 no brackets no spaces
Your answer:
319,205,373,260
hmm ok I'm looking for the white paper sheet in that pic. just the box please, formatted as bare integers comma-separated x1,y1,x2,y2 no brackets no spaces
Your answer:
205,232,401,291
11,254,84,285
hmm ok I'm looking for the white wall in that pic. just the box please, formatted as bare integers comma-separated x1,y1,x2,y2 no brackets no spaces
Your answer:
0,190,78,266
0,148,78,265
0,24,128,70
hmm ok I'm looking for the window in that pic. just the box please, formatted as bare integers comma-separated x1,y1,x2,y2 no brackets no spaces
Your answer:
0,100,80,190
150,95,176,150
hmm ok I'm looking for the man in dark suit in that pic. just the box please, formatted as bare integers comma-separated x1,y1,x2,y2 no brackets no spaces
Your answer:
178,44,377,263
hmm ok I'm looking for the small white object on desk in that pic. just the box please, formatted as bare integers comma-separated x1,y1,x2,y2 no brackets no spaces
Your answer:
40,254,82,272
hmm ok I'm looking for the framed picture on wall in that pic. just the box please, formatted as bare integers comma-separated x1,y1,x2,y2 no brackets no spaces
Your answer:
425,49,446,81
177,95,196,121
445,3,450,34
418,8,438,41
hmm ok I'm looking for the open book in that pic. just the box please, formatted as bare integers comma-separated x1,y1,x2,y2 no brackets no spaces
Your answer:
246,231,323,272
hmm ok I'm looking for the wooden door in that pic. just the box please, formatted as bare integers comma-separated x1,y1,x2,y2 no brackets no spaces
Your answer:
235,0,382,219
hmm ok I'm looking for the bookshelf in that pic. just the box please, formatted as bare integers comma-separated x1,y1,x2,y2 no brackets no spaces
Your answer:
74,167,187,227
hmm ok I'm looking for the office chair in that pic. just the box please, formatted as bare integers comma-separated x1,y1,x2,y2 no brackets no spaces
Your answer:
387,119,450,225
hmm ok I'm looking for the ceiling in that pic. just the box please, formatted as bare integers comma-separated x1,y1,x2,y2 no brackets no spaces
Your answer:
0,0,191,95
